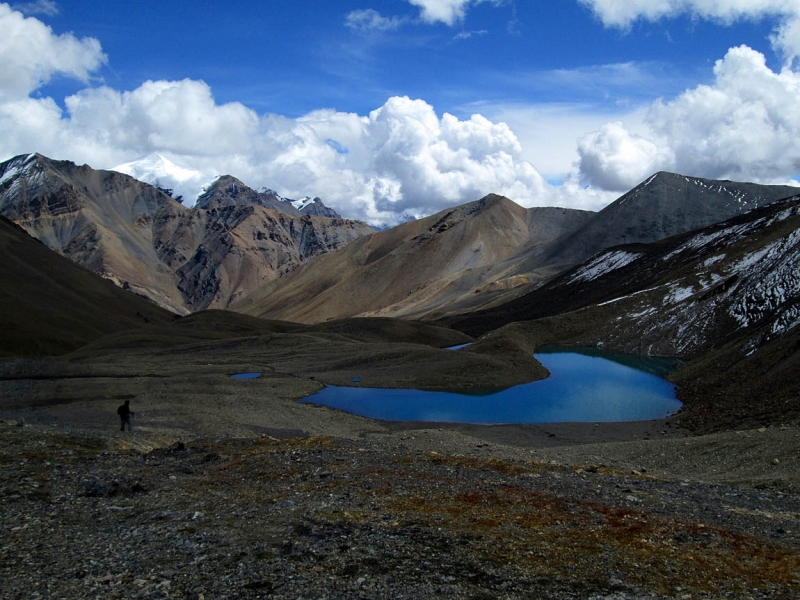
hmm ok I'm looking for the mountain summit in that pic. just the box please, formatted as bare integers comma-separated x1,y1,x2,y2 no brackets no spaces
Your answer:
540,171,798,268
196,175,343,218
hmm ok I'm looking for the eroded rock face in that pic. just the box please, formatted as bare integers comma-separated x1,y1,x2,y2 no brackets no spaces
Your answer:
0,154,373,313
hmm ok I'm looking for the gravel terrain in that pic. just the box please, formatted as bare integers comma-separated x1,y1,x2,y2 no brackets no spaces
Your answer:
1,420,798,599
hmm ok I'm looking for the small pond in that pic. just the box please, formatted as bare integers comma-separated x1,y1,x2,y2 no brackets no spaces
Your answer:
301,349,681,424
230,372,262,380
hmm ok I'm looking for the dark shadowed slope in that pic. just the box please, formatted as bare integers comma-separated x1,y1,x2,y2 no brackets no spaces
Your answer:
0,216,175,357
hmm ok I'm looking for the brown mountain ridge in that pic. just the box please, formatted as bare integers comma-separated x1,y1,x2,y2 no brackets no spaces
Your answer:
0,215,174,357
0,153,373,313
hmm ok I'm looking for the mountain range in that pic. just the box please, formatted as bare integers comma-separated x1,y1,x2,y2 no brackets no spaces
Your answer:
232,171,797,323
0,153,373,313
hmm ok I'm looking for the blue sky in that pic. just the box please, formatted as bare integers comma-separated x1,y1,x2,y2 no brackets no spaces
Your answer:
40,1,778,114
3,0,800,224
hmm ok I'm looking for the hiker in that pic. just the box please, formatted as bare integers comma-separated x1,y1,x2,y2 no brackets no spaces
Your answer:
117,400,134,432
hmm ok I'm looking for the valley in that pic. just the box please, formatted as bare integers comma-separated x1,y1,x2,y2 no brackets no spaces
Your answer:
1,154,799,598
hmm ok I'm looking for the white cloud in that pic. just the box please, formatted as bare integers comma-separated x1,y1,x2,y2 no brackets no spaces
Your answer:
579,0,800,65
345,8,406,33
577,45,800,190
0,3,106,100
0,4,569,225
649,45,800,180
475,102,651,182
3,80,562,225
408,0,474,25
578,122,674,191
64,79,260,158
11,0,58,16
407,0,505,26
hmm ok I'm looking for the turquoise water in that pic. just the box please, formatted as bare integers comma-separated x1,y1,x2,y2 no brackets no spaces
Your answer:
301,351,681,424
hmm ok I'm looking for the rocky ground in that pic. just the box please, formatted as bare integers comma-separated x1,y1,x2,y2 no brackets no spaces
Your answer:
1,417,798,599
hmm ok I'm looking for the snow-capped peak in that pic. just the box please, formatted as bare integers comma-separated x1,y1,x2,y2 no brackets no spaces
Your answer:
0,153,38,186
290,196,315,211
112,153,216,207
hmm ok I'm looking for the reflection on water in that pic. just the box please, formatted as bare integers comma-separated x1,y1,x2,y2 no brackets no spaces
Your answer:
301,351,681,424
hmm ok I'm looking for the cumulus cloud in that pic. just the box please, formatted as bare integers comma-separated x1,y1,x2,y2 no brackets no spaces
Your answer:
649,45,800,180
1,73,559,225
579,0,800,65
578,45,800,190
577,122,674,191
0,3,106,100
0,5,581,226
64,79,260,158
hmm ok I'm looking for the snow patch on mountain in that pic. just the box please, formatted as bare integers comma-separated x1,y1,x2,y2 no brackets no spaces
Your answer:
728,228,800,331
291,196,315,211
113,154,216,207
0,153,47,200
567,250,642,284
0,153,36,187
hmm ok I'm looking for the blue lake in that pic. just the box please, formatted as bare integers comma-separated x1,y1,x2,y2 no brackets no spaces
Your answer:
301,350,681,424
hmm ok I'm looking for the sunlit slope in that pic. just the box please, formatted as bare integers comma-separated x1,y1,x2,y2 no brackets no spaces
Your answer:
232,194,594,322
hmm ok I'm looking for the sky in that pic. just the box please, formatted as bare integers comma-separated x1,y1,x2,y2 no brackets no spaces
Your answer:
2,0,800,225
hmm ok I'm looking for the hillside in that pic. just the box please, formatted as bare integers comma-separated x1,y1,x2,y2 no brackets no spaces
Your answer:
0,216,174,357
0,154,373,313
233,194,595,322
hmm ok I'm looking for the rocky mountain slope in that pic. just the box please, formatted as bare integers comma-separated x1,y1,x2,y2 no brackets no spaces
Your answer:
0,215,174,357
539,171,798,268
232,194,596,322
0,154,373,313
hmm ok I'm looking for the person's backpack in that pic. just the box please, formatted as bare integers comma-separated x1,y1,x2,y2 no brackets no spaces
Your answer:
117,404,126,416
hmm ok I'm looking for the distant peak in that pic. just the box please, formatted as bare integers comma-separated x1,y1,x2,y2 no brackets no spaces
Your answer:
479,193,510,203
